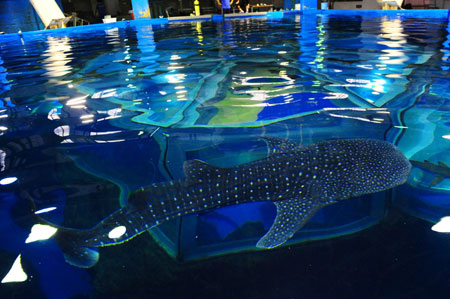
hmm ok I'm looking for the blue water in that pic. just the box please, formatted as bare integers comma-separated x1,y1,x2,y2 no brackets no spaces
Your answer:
0,12,449,298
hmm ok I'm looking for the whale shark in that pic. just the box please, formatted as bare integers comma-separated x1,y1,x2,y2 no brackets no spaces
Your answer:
28,138,411,268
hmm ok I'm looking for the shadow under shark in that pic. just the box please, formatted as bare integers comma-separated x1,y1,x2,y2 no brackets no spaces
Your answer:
29,138,411,268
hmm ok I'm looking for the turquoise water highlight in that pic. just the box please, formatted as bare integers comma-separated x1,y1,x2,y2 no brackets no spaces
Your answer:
0,12,449,298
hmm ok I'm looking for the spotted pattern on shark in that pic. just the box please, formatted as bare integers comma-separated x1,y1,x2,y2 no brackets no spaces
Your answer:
31,138,411,268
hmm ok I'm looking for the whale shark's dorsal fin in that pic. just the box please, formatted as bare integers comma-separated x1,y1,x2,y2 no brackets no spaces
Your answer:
183,159,226,186
260,137,302,155
256,197,324,249
183,138,301,186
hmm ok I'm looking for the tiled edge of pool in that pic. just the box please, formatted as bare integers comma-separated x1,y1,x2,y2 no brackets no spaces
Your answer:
1,9,449,40
311,8,450,18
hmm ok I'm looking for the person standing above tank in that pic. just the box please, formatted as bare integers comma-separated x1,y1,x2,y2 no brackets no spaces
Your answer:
216,0,235,13
236,0,250,13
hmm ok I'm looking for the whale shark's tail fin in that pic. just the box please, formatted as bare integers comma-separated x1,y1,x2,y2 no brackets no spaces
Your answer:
52,228,99,268
24,191,100,268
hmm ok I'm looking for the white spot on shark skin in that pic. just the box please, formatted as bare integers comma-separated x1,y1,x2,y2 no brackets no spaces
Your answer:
431,216,450,233
1,254,27,283
25,224,58,243
108,226,127,239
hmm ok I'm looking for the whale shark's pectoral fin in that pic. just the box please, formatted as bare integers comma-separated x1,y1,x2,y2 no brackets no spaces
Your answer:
256,198,323,249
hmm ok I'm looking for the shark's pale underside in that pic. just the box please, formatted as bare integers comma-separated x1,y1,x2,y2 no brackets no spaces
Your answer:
29,138,411,268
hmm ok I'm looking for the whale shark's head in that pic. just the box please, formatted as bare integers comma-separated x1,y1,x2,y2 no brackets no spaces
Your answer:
317,139,412,199
362,139,411,189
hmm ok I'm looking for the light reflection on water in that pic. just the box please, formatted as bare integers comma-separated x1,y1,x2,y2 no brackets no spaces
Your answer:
7,14,441,129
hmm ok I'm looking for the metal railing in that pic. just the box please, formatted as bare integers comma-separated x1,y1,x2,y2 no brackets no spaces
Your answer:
64,13,90,27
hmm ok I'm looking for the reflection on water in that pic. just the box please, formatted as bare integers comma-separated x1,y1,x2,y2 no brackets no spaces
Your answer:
432,216,450,232
25,224,58,244
1,254,27,283
0,15,438,129
43,37,73,78
0,13,449,298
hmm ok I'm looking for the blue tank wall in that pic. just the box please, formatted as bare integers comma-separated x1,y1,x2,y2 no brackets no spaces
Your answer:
0,0,63,34
284,0,317,10
284,0,298,9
